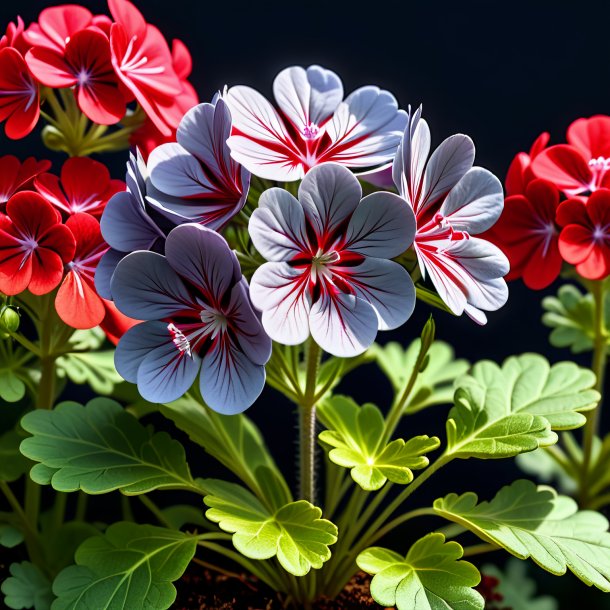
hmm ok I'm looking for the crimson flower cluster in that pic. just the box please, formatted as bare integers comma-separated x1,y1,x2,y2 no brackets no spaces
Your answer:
0,0,197,154
486,115,610,287
0,155,134,342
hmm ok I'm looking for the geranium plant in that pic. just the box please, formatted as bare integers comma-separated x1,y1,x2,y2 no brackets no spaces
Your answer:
0,2,610,609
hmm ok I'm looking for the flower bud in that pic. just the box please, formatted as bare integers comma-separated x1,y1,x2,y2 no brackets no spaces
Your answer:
0,306,20,336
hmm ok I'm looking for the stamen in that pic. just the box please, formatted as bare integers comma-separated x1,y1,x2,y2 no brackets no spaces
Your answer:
168,323,192,356
302,122,320,141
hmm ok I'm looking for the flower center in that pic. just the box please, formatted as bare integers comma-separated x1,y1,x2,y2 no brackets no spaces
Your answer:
302,122,320,141
200,306,228,339
310,248,339,283
588,156,610,190
593,224,609,243
76,68,90,86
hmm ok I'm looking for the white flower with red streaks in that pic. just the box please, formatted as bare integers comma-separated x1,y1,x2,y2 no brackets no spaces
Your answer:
224,65,406,182
249,163,416,357
393,106,509,324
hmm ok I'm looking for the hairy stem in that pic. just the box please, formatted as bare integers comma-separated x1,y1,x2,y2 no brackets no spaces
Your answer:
581,280,608,506
299,338,322,503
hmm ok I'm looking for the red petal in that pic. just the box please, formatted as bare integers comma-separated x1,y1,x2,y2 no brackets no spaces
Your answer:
567,115,610,159
586,188,610,227
37,4,93,52
100,299,139,344
556,197,589,227
532,145,592,194
108,0,147,39
25,47,76,87
28,248,65,295
576,244,610,280
521,236,562,289
40,223,76,263
65,212,103,260
529,132,550,158
0,228,31,295
171,38,192,79
77,82,125,125
559,224,594,265
56,270,105,328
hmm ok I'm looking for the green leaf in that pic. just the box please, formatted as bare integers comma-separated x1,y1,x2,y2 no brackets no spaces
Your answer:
318,396,439,490
51,522,196,610
357,533,484,610
1,561,53,610
0,429,30,482
542,284,610,354
0,370,25,403
446,354,599,459
161,395,290,509
434,479,610,591
0,524,23,548
20,398,201,495
203,479,338,576
56,351,122,395
482,559,558,610
39,520,101,573
372,340,469,414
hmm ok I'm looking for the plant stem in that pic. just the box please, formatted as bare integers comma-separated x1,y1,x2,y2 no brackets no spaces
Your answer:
580,280,608,506
299,338,322,503
461,543,499,557
138,495,174,529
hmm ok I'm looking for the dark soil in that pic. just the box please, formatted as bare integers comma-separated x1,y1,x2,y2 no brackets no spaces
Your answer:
173,568,380,609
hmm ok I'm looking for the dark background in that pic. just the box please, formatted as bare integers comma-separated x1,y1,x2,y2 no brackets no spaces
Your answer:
2,0,610,607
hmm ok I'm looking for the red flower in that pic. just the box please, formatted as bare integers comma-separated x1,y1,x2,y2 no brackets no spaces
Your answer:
108,0,183,136
35,157,124,218
0,47,40,139
128,38,199,159
56,213,108,328
26,29,126,125
533,116,610,196
557,189,610,280
485,179,562,289
505,132,549,196
23,4,94,53
0,155,51,206
0,191,75,295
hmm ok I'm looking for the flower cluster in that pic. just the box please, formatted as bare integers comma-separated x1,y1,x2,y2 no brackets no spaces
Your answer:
487,115,610,286
0,0,197,153
89,62,509,412
0,155,133,340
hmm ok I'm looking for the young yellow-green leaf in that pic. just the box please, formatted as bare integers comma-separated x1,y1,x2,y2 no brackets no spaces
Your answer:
357,533,484,610
20,398,200,495
446,354,599,459
0,370,25,403
1,561,53,610
51,523,196,610
542,284,610,354
372,340,469,414
434,479,610,591
203,479,337,576
161,395,290,510
318,396,439,490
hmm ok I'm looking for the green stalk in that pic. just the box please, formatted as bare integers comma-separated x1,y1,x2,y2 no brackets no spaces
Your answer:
299,338,322,503
580,280,608,506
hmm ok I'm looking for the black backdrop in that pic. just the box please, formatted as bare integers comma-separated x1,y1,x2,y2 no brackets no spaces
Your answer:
2,0,610,607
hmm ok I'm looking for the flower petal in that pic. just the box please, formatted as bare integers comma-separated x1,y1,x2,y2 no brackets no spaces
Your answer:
392,106,430,207
532,145,592,195
111,251,195,320
94,248,126,300
298,163,361,240
322,86,407,168
200,336,265,414
273,65,343,132
226,279,272,365
440,167,504,234
420,134,474,215
309,290,378,357
114,320,170,382
225,85,303,181
164,224,240,302
56,271,105,329
344,191,415,258
567,115,610,159
250,262,311,345
100,191,164,252
249,187,308,261
345,258,416,331
137,338,201,403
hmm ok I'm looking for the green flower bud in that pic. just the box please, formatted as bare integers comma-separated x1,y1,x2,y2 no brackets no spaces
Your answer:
0,306,20,335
